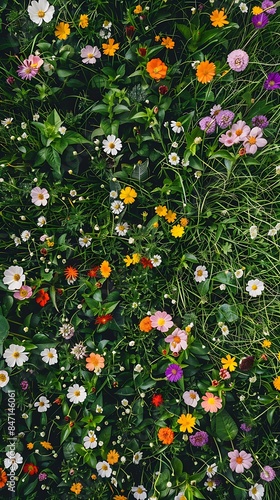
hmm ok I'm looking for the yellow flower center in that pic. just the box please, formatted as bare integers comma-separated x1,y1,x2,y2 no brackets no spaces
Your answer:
248,137,257,145
0,374,7,382
235,129,242,136
236,456,243,464
47,352,54,358
74,390,81,397
157,318,165,326
13,273,20,281
197,270,203,276
108,142,115,149
176,121,181,127
252,487,257,494
190,392,196,399
208,397,215,405
37,10,45,18
89,436,96,442
102,464,108,470
38,193,44,199
87,53,94,59
39,401,45,406
173,335,181,344
20,289,28,297
12,351,20,358
251,284,258,290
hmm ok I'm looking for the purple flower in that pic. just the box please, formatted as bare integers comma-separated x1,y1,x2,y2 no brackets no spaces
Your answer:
264,72,280,90
260,465,276,482
199,116,216,134
252,13,269,28
215,110,235,129
17,54,44,81
165,363,183,382
38,472,48,481
240,423,252,432
227,50,249,72
252,115,269,128
20,380,29,390
261,0,277,14
6,76,15,85
189,431,209,447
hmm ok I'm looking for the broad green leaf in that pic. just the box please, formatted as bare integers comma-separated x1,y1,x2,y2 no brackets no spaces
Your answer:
0,315,9,341
64,131,91,144
212,409,238,440
60,424,72,445
218,304,239,323
131,159,149,181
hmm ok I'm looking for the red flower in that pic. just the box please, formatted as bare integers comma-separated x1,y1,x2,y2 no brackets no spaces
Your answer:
138,47,147,56
159,85,169,95
140,257,153,269
35,289,50,307
125,25,135,38
95,314,113,325
23,463,38,476
87,266,99,278
151,394,164,407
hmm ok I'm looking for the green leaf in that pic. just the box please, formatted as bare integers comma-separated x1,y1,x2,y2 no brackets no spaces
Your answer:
212,409,238,440
113,104,130,114
172,457,183,476
131,159,149,181
64,131,91,145
0,315,9,342
1,295,13,316
46,147,61,178
218,304,239,323
60,424,72,445
267,407,276,425
57,69,76,78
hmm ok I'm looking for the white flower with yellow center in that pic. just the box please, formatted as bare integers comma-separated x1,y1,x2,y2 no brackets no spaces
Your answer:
194,265,208,283
3,344,28,367
28,0,55,26
96,460,112,478
171,120,184,133
34,396,51,412
246,279,264,297
67,384,87,404
83,430,98,449
102,135,122,156
3,265,25,290
40,348,58,365
168,152,180,165
0,370,9,387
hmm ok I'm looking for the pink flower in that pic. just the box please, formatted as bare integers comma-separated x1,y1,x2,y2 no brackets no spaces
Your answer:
150,311,173,332
219,130,238,147
165,328,188,353
17,54,44,80
201,392,222,413
231,120,251,142
183,390,200,407
80,45,101,64
13,285,33,301
227,49,249,72
243,127,267,154
31,186,50,206
228,449,253,473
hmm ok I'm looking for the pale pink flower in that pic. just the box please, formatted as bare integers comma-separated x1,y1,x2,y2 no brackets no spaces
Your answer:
31,186,50,206
13,285,32,301
228,449,253,473
150,311,173,332
17,55,44,80
81,45,101,64
243,127,267,154
231,120,251,142
165,328,188,353
183,390,200,407
201,392,222,413
219,130,238,147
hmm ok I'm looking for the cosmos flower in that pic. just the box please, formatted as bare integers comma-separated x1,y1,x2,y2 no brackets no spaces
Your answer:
183,390,200,407
165,328,188,353
17,55,44,80
252,12,269,28
228,450,253,473
80,45,101,64
201,392,223,413
248,483,265,500
13,285,32,300
150,311,173,332
27,0,55,26
31,186,50,206
243,127,267,154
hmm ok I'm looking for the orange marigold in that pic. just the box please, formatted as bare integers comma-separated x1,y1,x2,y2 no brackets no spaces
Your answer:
196,61,216,84
100,260,111,278
210,9,229,27
139,316,153,332
146,58,168,80
70,482,83,495
0,468,8,489
158,427,174,445
161,36,175,49
107,449,120,464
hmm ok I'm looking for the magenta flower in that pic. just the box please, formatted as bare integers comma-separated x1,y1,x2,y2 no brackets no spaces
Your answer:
13,285,33,301
6,76,15,85
228,450,253,473
243,127,267,154
150,311,173,332
17,54,44,80
80,45,101,64
240,423,252,432
215,110,235,129
252,13,269,28
227,49,249,72
20,380,29,390
165,363,183,382
189,431,209,447
264,72,280,90
31,186,50,206
199,116,216,134
260,465,276,482
261,0,277,14
165,328,188,353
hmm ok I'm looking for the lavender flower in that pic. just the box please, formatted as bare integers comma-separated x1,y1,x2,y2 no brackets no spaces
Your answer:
215,110,235,129
264,72,280,90
227,50,249,72
252,13,269,28
261,0,277,14
189,431,209,447
38,472,48,481
240,423,252,432
165,363,183,382
252,115,269,128
260,465,276,482
199,116,216,134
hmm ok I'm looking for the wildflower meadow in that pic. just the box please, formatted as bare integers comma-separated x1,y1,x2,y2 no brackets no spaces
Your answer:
1,0,280,499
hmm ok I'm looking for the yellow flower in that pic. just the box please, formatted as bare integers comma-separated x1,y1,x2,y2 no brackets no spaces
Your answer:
153,222,159,228
55,22,71,40
155,35,161,42
155,205,167,217
165,210,177,223
210,9,229,28
91,474,97,480
262,339,271,348
278,352,280,361
177,413,196,433
161,36,175,49
70,482,83,495
273,376,280,390
180,217,189,227
124,255,133,267
100,260,112,278
27,443,34,449
171,225,185,238
221,354,238,372
102,38,120,56
120,186,137,204
132,253,141,264
134,5,143,14
79,14,89,28
107,449,120,464
252,6,263,14
40,441,53,450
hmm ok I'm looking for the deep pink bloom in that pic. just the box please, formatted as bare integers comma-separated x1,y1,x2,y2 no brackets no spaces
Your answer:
6,76,15,85
243,127,267,154
17,54,44,80
150,311,173,332
227,50,249,72
228,450,253,473
165,363,183,382
165,328,188,353
252,12,269,28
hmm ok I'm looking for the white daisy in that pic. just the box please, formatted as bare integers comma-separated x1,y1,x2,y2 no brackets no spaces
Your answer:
194,265,208,283
40,347,58,365
27,0,55,26
79,236,92,247
37,216,47,227
206,463,217,478
21,230,31,242
111,200,124,214
248,483,264,500
115,222,129,236
239,2,248,12
168,152,180,165
235,268,243,279
13,236,21,246
131,485,147,499
0,370,10,387
96,460,112,478
70,189,77,197
133,451,143,464
268,228,277,236
58,126,66,135
3,265,25,290
34,396,51,412
246,279,264,297
4,452,23,472
83,430,98,449
67,384,87,404
3,344,28,368
151,255,162,267
102,134,122,156
109,190,118,199
204,479,216,491
1,117,13,128
170,120,184,133
220,324,229,336
275,222,280,231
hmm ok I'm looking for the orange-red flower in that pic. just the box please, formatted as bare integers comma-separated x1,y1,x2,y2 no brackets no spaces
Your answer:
35,289,50,307
0,468,7,488
146,58,168,80
23,463,39,475
139,316,153,332
100,260,111,278
64,266,79,283
151,394,164,407
95,314,113,325
196,61,216,84
158,427,174,444
161,36,175,49
87,266,99,277
86,353,105,372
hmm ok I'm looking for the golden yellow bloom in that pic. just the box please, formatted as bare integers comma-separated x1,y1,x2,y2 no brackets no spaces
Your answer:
55,22,71,40
196,61,216,84
91,474,97,480
134,4,143,14
171,225,185,238
180,217,189,227
113,495,127,500
124,255,133,267
165,210,177,223
155,35,161,42
155,205,167,217
262,339,271,348
252,6,263,14
70,482,83,495
161,36,175,49
273,376,280,391
278,352,280,361
221,354,238,372
100,260,112,278
27,443,34,450
120,186,137,204
102,38,120,56
153,221,159,228
107,449,120,464
210,9,229,28
177,413,196,433
79,14,89,28
132,253,141,264
40,441,53,450
46,239,54,247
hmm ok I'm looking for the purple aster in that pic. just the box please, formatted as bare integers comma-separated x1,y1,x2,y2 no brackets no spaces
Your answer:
189,430,209,447
252,115,269,128
227,49,249,72
260,465,276,482
165,363,183,382
38,472,48,481
261,0,277,14
264,72,280,90
240,423,252,432
215,110,235,129
199,116,216,134
252,13,269,28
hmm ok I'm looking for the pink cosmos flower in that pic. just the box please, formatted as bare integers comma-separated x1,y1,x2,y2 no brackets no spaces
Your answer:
17,55,44,80
80,45,101,64
150,311,173,332
243,127,267,154
228,449,253,473
231,120,251,142
165,328,188,353
219,130,238,147
31,186,50,206
13,285,33,301
201,392,222,413
183,390,200,407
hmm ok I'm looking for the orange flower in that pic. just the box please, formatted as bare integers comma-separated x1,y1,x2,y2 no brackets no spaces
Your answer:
139,316,153,332
161,36,175,49
165,210,177,223
180,217,189,227
146,58,168,80
134,4,143,14
35,289,50,307
102,38,120,56
55,22,70,40
86,352,105,372
114,496,127,500
27,443,34,449
70,482,83,495
100,260,111,278
107,449,120,464
210,9,229,27
79,14,89,28
155,205,167,217
158,427,174,444
196,60,216,84
0,468,7,489
64,266,79,284
40,441,53,450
